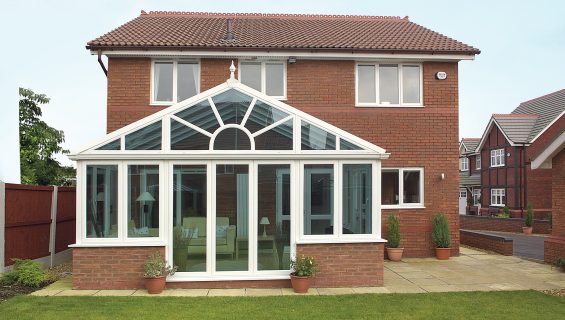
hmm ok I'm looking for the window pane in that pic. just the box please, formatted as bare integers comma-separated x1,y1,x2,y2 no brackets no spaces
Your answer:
402,65,420,104
301,121,336,150
216,165,248,271
340,139,363,150
304,164,334,235
96,139,120,150
381,170,399,205
244,100,289,133
125,121,162,150
177,63,198,101
257,164,291,270
403,170,421,204
86,165,118,238
128,165,159,238
154,62,173,102
170,119,210,150
254,119,293,150
357,65,376,103
175,100,220,134
213,128,251,150
343,164,372,234
240,62,262,91
379,64,399,104
212,89,253,124
265,63,284,96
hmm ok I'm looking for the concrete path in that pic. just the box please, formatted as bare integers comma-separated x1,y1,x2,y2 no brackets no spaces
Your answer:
32,247,565,297
480,231,547,261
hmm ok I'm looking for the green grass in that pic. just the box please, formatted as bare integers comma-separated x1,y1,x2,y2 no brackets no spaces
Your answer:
2,291,564,319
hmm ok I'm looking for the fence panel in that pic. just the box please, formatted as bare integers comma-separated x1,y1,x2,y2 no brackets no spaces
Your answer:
55,187,76,253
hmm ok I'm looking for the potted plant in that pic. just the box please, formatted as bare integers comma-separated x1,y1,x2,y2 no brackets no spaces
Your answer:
290,255,317,293
523,203,533,235
553,257,565,272
432,213,451,260
143,252,177,294
386,214,403,261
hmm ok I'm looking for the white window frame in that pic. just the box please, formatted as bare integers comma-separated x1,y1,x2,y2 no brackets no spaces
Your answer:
238,61,287,100
472,188,481,206
151,60,201,106
381,168,425,209
490,188,505,207
355,62,423,107
490,148,505,167
476,156,481,170
460,157,469,171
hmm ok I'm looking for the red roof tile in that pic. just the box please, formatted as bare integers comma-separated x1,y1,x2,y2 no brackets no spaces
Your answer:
86,11,480,55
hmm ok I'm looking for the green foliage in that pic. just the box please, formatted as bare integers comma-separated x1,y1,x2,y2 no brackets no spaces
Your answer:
502,206,510,215
290,255,318,277
19,88,75,186
387,214,401,248
432,213,451,248
496,213,510,219
143,252,177,278
553,257,565,269
525,204,534,227
0,259,48,288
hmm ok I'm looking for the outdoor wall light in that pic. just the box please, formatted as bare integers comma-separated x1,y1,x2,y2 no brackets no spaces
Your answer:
288,57,297,64
441,173,445,180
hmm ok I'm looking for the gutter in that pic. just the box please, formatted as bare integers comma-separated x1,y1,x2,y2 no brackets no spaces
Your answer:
97,50,108,76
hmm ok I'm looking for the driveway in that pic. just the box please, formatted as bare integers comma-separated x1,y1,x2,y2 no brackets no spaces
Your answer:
479,231,547,261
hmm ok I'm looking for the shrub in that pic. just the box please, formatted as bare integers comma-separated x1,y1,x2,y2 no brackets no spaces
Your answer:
290,255,317,277
432,213,451,248
0,259,48,287
554,257,565,270
387,214,401,248
502,206,510,216
143,252,177,278
525,204,534,227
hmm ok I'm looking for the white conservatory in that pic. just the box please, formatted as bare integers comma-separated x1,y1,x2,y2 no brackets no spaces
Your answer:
69,68,389,283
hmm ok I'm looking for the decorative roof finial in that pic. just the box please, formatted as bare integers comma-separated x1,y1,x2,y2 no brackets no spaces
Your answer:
229,60,236,80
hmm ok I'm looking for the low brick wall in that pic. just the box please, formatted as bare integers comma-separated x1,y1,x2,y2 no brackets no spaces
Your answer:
460,215,551,234
296,242,384,287
545,236,565,264
460,230,513,256
73,246,165,290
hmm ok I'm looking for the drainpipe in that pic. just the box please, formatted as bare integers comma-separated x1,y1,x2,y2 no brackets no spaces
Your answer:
523,144,528,212
97,50,108,76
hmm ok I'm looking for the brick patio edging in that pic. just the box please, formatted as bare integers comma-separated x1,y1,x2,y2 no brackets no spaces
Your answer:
460,229,513,256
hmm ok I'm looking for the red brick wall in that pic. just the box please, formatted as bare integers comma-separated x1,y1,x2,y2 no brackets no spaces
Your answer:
460,230,513,256
296,243,384,287
460,215,551,234
73,246,165,289
545,148,565,263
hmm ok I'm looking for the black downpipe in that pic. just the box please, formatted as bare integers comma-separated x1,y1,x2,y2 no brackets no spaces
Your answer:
98,50,108,76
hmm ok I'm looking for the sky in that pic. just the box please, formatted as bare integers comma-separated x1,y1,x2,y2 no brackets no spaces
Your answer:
1,0,564,171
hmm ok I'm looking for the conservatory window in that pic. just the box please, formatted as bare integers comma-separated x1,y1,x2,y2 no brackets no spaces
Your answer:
125,121,162,150
127,165,160,238
303,164,335,235
342,164,372,234
96,139,120,151
86,165,118,238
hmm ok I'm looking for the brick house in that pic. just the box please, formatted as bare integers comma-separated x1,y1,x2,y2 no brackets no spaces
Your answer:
458,138,481,214
459,89,564,218
69,11,479,289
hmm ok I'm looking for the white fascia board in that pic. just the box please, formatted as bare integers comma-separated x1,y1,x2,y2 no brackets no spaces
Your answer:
93,49,476,62
475,117,516,152
69,152,390,161
531,130,565,169
530,110,564,144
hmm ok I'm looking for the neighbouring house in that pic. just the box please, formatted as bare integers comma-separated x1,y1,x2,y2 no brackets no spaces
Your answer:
459,138,481,215
69,11,479,290
459,89,564,218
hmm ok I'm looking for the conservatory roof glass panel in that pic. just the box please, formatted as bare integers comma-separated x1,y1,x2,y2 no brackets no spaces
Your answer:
212,89,253,125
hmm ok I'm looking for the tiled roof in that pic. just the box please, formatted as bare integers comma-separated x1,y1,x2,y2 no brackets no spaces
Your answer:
86,11,480,55
493,114,539,144
512,89,565,141
461,138,480,153
459,172,480,186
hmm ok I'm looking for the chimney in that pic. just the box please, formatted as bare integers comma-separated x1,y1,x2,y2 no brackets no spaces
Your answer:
224,18,235,41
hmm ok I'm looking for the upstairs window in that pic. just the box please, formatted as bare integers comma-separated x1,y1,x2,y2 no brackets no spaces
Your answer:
459,158,469,171
490,149,505,167
356,63,422,106
476,156,481,170
239,61,286,99
491,188,505,206
152,61,199,104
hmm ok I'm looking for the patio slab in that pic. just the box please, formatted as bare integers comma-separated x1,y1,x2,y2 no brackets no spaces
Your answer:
281,288,319,295
317,288,355,295
55,290,99,296
94,290,136,296
245,288,283,296
208,288,246,297
165,289,210,297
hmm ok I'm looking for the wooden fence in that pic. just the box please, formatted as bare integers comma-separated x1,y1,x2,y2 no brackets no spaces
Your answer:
0,182,75,272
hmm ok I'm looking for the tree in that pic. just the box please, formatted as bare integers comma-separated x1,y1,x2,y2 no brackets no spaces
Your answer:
19,88,75,186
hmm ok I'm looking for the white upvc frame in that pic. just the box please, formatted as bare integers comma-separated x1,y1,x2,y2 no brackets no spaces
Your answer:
150,59,201,106
460,157,469,171
490,148,505,167
472,188,481,206
476,155,482,170
238,60,287,100
355,62,423,107
490,188,506,207
381,167,425,209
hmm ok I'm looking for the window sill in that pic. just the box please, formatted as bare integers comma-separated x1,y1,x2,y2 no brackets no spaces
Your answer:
150,102,174,107
490,165,505,168
296,237,387,245
382,205,426,210
355,104,425,108
70,241,167,248
490,204,505,207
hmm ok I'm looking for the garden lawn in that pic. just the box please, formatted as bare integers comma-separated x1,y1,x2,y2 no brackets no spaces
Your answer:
2,290,564,319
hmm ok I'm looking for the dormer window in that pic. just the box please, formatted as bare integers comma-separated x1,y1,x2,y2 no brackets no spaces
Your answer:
151,61,200,105
459,157,469,171
239,61,286,100
356,63,422,107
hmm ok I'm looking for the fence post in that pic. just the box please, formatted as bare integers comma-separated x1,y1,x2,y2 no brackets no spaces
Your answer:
0,181,5,273
49,186,58,268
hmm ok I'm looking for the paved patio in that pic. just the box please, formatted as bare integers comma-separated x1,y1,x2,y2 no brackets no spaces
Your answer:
31,247,565,297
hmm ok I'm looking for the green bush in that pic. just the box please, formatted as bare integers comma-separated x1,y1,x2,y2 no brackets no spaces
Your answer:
143,252,177,278
525,204,534,227
0,259,48,287
290,255,318,277
502,206,510,216
432,213,451,248
387,214,401,248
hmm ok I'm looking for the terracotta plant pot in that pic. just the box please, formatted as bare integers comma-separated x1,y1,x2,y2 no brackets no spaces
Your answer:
435,248,451,260
522,227,533,235
386,248,404,262
290,275,311,293
145,276,166,294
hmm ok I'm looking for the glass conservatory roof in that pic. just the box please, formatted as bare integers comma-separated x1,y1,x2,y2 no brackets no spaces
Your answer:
71,77,388,160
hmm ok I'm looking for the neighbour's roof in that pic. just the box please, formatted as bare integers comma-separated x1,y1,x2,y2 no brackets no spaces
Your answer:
492,114,539,144
511,89,565,141
459,172,480,186
86,11,480,55
461,138,480,153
